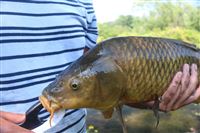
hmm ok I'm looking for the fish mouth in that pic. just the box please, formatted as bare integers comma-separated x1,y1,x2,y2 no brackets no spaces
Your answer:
39,95,62,126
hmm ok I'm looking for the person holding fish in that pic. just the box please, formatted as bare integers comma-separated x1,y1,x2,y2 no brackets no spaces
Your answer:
0,0,200,133
0,0,98,132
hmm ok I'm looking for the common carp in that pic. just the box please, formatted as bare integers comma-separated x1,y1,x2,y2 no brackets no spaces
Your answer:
39,36,200,131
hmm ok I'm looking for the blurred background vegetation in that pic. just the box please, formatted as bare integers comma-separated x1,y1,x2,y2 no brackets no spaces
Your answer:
87,0,200,133
97,1,200,46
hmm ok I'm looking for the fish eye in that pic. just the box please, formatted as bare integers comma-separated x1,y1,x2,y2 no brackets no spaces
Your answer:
71,80,80,91
72,83,78,88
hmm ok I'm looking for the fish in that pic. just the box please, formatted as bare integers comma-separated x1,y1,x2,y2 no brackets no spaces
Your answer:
39,36,200,131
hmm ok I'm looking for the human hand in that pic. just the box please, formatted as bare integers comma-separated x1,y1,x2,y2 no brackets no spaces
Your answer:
0,111,33,133
159,64,200,112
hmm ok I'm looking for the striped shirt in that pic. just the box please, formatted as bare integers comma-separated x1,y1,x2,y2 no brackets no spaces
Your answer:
0,0,98,132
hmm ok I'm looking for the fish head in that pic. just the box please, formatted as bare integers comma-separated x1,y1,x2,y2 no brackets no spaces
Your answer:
40,47,125,114
40,62,96,112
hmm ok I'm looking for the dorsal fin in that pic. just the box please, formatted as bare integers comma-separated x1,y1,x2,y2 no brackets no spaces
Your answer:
100,36,200,51
165,38,199,51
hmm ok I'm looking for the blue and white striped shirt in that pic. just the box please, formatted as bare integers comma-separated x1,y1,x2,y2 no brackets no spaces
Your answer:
0,0,98,132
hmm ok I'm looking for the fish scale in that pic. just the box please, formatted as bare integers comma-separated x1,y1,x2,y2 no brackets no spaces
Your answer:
103,37,200,103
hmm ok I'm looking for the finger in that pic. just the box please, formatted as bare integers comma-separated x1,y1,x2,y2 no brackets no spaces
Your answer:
174,64,198,109
0,111,25,124
0,117,33,133
180,64,190,93
179,85,200,106
159,102,167,112
165,85,181,111
161,72,183,108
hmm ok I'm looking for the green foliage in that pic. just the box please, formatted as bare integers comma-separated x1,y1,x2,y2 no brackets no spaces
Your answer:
115,15,134,29
87,124,99,133
190,7,200,31
135,27,200,47
98,1,200,47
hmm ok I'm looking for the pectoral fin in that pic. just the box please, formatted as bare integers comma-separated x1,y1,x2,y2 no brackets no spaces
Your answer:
101,108,114,119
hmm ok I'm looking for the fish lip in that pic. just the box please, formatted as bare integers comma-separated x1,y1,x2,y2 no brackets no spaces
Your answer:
39,95,62,113
39,95,62,126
